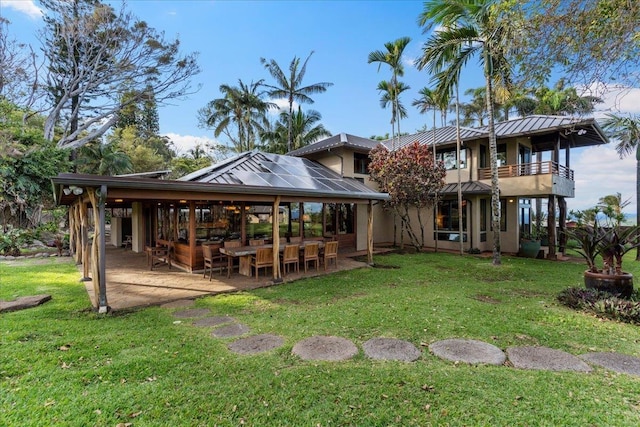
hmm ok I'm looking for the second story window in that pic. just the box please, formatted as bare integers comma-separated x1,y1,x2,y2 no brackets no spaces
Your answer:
436,148,467,170
354,152,370,174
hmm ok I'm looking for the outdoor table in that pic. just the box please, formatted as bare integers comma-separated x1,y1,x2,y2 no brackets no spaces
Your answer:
219,241,325,277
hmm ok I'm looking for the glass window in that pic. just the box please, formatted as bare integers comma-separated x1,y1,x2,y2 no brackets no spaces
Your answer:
303,202,323,238
435,199,467,241
338,203,355,234
247,204,272,240
354,152,370,174
436,148,467,170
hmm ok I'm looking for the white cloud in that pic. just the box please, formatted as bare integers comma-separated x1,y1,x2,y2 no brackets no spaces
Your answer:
3,0,42,19
268,99,292,115
163,133,217,156
580,82,640,117
571,144,636,213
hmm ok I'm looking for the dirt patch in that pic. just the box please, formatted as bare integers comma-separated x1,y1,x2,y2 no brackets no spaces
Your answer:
211,323,250,338
0,256,72,267
161,299,195,309
471,294,501,304
362,338,421,362
292,336,358,361
228,334,284,355
193,316,235,327
172,308,211,318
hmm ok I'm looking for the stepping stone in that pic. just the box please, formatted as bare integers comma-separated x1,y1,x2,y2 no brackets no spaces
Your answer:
193,316,235,327
430,338,506,365
363,337,421,362
0,294,52,313
228,334,284,355
507,346,592,372
211,323,250,338
580,352,640,377
172,308,211,318
292,336,358,361
161,299,195,309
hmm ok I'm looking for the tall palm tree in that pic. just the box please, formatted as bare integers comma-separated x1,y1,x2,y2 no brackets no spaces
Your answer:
368,37,412,149
417,0,516,265
260,51,333,153
377,80,410,145
201,79,272,152
601,113,640,260
262,107,332,154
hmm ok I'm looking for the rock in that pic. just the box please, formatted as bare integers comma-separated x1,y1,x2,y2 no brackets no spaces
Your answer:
0,294,52,313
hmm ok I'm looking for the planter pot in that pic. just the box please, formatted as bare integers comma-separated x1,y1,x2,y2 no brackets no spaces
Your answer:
519,240,541,258
584,270,634,298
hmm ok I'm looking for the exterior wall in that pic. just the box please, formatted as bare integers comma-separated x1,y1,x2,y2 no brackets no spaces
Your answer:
110,217,122,247
131,202,144,253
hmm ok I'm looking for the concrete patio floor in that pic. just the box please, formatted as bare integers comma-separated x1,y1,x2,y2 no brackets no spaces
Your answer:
82,246,375,311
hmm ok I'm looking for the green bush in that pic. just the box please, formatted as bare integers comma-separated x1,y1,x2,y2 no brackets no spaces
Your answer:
0,226,29,256
558,287,640,324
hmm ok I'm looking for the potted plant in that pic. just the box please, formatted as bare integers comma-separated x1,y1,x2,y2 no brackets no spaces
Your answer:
566,199,640,298
519,229,542,258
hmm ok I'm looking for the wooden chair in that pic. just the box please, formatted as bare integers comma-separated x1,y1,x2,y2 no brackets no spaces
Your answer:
149,241,172,271
249,238,265,246
223,240,242,278
202,244,224,281
301,242,319,273
123,235,132,250
281,244,300,275
322,241,339,270
251,247,273,279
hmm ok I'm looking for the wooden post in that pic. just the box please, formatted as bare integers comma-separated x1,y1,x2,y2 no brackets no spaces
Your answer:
189,200,196,269
547,195,557,260
367,200,374,265
558,196,567,255
272,196,281,281
80,199,90,279
98,185,108,312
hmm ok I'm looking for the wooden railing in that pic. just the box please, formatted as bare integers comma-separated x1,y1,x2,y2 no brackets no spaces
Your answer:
478,161,574,180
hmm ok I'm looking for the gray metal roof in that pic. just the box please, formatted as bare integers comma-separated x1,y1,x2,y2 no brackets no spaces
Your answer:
52,150,388,206
287,133,382,157
439,181,492,196
383,126,484,150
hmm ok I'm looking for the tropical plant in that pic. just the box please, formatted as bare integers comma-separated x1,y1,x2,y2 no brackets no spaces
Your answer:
377,80,410,146
262,107,331,154
601,113,640,260
417,0,517,266
76,141,133,176
199,79,272,153
260,51,333,153
368,37,412,149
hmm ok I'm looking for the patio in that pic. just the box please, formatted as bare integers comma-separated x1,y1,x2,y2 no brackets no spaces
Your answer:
81,245,375,311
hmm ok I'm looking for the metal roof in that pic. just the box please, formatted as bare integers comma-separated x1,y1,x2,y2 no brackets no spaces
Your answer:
287,133,382,157
439,181,492,195
383,126,484,150
52,150,388,205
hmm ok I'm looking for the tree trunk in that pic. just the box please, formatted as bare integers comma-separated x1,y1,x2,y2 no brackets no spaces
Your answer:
485,62,501,265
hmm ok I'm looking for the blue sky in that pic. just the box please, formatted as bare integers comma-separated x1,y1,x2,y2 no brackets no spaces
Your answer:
3,0,639,214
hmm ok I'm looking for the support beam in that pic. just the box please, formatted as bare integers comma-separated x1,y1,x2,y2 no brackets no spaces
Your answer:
547,195,557,260
367,200,374,265
98,185,108,312
558,197,567,255
272,196,282,281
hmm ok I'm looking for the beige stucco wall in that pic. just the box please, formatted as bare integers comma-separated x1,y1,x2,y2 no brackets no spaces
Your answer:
131,202,144,253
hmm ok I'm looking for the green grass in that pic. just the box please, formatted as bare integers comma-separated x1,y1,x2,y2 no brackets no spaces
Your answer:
1,253,640,426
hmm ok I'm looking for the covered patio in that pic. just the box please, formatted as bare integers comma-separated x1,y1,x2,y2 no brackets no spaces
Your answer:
81,245,374,311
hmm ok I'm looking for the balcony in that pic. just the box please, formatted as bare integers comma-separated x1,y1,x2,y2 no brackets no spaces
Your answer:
478,161,574,180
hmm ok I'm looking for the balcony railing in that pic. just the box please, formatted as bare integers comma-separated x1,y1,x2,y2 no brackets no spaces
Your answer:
478,161,574,180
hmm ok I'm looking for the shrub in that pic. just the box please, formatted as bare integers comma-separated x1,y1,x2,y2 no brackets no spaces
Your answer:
558,287,640,324
0,226,29,256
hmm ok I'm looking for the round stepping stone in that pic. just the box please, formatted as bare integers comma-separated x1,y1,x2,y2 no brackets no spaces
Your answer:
430,338,506,365
211,323,250,338
228,334,285,355
580,352,640,377
161,299,195,309
363,338,421,362
172,308,211,318
507,346,592,372
292,336,358,361
193,316,235,327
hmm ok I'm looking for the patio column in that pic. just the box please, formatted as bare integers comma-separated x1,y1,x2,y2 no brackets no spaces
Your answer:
88,186,108,313
272,196,281,281
547,195,557,260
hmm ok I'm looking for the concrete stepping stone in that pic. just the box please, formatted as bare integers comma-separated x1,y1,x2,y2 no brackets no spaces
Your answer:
161,299,195,309
228,334,285,355
507,346,592,372
430,338,506,365
172,308,211,318
0,294,51,313
211,323,250,338
193,316,235,327
292,336,358,361
580,352,640,377
363,337,421,362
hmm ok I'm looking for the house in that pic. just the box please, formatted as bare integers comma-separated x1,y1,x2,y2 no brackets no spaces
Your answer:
288,115,609,256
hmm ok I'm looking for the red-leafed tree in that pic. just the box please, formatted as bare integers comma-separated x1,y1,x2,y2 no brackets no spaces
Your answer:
369,141,446,251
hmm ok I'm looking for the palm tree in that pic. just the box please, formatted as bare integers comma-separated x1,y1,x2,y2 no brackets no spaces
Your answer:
262,107,331,154
368,37,412,149
201,79,272,152
260,51,333,153
377,80,410,145
601,113,640,260
417,0,516,265
76,141,132,176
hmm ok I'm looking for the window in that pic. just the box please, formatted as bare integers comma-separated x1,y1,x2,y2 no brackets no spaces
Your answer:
303,202,323,238
435,199,467,241
436,148,467,170
479,144,506,168
354,152,370,174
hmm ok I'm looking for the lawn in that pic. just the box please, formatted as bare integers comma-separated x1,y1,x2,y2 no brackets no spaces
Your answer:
1,253,639,426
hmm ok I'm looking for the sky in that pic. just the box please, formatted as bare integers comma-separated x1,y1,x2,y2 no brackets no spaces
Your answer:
2,0,639,214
